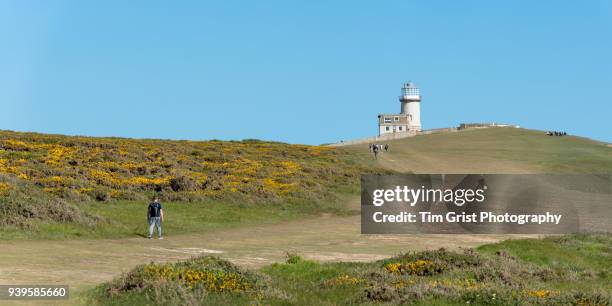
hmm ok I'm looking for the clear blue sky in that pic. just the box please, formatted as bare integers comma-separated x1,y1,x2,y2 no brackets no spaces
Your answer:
1,1,611,144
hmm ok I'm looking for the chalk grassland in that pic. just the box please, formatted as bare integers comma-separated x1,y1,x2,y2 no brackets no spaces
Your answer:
1,127,609,239
0,130,380,238
0,128,610,305
91,233,611,305
64,129,612,306
342,127,612,174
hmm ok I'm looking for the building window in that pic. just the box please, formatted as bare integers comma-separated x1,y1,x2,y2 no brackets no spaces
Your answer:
394,116,399,121
399,126,403,131
385,126,390,131
384,117,392,123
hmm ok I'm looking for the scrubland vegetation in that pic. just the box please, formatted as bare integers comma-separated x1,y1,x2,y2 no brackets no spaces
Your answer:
2,128,610,305
92,233,611,305
0,130,368,201
0,130,378,237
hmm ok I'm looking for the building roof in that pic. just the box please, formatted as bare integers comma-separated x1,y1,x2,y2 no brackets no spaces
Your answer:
378,113,408,117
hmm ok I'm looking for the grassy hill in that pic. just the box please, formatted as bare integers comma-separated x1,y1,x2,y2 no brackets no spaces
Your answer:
0,130,379,237
1,127,610,238
2,128,611,304
343,127,612,174
0,130,372,202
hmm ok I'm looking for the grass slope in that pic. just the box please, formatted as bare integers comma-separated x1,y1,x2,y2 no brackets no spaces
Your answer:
0,130,376,238
0,196,356,240
0,130,370,202
91,233,612,305
2,127,610,239
343,127,612,173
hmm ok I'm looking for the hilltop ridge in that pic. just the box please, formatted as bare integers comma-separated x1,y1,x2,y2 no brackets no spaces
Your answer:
343,127,612,174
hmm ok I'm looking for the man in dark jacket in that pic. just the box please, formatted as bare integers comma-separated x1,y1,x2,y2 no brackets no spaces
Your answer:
147,197,164,239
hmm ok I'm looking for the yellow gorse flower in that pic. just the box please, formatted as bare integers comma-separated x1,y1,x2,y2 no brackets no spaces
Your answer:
384,263,402,274
0,182,11,195
525,289,557,298
383,260,444,275
142,263,252,293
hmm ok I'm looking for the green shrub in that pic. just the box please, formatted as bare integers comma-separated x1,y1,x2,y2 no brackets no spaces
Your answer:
284,252,303,264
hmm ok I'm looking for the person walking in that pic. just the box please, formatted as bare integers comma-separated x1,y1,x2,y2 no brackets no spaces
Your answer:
147,196,164,239
373,144,379,159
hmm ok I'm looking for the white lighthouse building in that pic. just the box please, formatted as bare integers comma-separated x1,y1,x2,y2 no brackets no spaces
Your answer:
378,82,422,136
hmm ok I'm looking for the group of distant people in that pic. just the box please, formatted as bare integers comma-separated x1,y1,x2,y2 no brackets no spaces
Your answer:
368,143,389,159
546,131,567,136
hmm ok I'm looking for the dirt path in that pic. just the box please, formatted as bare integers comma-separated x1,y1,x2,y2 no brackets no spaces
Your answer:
0,213,533,296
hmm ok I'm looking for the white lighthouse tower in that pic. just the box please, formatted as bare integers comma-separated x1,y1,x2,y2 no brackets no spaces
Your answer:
399,82,422,131
378,81,423,136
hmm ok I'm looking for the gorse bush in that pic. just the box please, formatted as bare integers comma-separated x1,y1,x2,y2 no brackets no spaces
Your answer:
362,245,611,305
103,256,268,304
0,130,376,203
92,234,612,305
0,174,102,229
